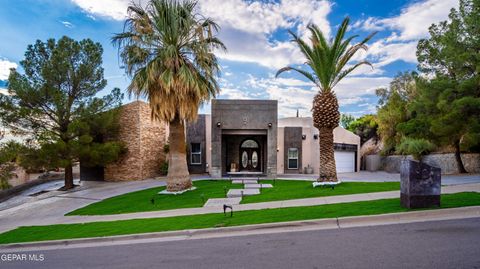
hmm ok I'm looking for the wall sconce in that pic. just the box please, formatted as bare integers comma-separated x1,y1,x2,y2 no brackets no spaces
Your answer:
302,134,306,140
313,134,318,140
268,123,272,128
216,122,221,127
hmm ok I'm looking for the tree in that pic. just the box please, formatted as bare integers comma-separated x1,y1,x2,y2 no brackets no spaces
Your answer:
340,114,355,129
376,71,418,106
376,72,417,154
0,36,124,189
347,114,379,145
414,0,480,173
276,17,376,182
113,0,225,191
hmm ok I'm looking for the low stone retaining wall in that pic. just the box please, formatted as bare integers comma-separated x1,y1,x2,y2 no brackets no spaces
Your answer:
378,153,480,174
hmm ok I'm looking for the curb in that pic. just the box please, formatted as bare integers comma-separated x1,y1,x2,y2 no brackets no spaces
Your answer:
1,206,480,251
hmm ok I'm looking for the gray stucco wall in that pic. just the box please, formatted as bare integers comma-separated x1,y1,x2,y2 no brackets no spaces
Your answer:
186,115,207,174
382,153,480,174
284,127,302,174
211,99,277,178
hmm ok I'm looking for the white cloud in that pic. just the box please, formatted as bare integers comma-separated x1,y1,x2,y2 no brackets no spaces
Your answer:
70,0,129,20
0,59,17,80
60,21,74,28
0,88,9,96
246,75,391,117
351,0,457,72
218,87,253,100
71,0,332,69
355,0,458,41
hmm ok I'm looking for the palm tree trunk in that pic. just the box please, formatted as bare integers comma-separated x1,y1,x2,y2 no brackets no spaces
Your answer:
167,116,192,192
318,127,338,182
454,139,467,173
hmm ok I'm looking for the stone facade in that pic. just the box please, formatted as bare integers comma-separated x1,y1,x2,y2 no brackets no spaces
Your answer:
104,101,168,181
382,153,480,174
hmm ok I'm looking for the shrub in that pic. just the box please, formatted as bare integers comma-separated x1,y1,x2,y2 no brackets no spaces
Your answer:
396,137,436,161
0,163,14,190
160,160,168,175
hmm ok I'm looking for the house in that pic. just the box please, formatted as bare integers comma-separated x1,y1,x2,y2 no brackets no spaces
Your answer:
81,100,360,181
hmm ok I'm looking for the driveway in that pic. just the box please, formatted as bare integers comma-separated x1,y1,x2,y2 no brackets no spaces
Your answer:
279,171,480,185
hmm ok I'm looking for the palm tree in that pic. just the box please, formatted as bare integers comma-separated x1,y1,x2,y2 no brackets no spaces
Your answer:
276,18,376,182
113,0,225,191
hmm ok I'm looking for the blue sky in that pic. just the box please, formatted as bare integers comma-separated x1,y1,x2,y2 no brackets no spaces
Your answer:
0,0,458,118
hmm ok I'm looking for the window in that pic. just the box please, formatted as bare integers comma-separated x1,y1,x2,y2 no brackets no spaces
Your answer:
241,139,259,148
288,148,298,169
190,143,201,165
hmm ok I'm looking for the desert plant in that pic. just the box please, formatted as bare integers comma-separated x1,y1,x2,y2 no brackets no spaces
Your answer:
396,137,436,161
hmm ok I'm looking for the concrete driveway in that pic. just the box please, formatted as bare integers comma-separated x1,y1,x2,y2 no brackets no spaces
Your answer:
278,171,480,184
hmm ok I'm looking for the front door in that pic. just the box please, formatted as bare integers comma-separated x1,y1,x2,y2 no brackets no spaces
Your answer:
239,139,261,172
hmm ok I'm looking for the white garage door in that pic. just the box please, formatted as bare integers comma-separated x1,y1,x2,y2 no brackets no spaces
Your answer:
334,151,355,173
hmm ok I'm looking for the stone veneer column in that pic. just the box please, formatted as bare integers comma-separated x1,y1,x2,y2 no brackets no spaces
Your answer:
104,101,167,181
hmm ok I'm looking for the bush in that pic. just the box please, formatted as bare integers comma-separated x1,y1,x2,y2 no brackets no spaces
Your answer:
396,137,436,161
160,160,168,175
0,163,14,190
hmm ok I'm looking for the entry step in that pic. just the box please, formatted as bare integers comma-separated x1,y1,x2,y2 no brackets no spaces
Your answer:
232,179,258,184
244,183,273,189
227,189,260,198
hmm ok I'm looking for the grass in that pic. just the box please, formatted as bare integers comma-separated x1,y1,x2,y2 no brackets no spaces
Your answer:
242,180,400,203
2,192,479,244
67,180,400,216
67,180,243,216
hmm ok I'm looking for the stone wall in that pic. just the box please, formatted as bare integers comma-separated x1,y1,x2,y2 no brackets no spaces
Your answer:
382,153,480,174
6,164,28,187
104,101,167,181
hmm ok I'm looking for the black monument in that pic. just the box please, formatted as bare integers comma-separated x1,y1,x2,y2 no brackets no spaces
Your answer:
400,159,441,209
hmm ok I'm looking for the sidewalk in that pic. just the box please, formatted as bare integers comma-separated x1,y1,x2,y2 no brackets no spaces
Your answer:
1,183,479,234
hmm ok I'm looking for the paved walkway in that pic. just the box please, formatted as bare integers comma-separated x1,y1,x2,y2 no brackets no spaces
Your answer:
1,183,479,234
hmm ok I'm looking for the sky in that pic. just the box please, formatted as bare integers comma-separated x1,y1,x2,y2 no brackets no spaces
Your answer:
0,0,459,118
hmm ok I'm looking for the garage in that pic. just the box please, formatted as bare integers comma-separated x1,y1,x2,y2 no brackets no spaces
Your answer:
334,151,355,173
333,142,358,173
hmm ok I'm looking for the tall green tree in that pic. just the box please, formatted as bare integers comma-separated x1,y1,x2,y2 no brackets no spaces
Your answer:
276,17,376,182
0,36,124,189
113,0,225,191
347,114,379,145
413,0,480,172
340,114,356,129
376,72,418,153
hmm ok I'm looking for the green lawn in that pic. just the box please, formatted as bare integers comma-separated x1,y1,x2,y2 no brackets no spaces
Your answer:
1,192,479,244
242,180,400,203
67,180,243,216
67,180,400,216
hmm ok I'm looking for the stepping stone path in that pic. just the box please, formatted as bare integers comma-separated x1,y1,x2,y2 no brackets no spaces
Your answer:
227,188,260,198
203,197,242,207
244,183,273,189
203,178,275,207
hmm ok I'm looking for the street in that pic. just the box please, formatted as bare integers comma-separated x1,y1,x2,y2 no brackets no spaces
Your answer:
2,217,480,269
